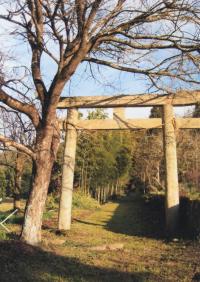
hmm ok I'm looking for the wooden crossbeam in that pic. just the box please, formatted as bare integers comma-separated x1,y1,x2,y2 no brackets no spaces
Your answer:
60,118,200,130
58,91,200,109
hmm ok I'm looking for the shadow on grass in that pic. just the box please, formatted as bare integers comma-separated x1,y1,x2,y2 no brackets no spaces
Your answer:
105,193,166,239
73,218,105,227
0,240,160,282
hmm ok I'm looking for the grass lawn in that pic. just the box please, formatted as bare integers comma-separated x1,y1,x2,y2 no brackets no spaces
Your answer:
0,194,200,282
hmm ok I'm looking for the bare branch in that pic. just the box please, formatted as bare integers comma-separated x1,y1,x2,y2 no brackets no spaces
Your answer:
0,134,35,159
0,88,40,128
84,57,199,84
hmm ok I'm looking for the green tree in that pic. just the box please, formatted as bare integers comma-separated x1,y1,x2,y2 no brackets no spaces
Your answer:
74,110,134,202
87,109,108,120
149,106,163,118
193,103,200,118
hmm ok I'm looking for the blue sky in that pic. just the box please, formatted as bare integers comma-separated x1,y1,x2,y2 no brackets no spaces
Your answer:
0,18,195,120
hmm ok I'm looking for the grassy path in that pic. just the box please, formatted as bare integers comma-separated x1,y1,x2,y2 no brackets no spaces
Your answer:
0,194,200,281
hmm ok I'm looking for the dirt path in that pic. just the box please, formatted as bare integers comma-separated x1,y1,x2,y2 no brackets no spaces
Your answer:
1,194,200,281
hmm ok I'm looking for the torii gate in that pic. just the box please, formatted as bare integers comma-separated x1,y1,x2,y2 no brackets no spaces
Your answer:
57,91,200,236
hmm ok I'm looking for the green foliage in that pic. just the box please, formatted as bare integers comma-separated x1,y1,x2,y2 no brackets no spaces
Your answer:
71,109,135,201
72,191,100,210
0,230,8,240
0,151,33,199
0,210,23,225
21,159,33,197
193,103,200,117
49,162,62,193
148,106,163,136
5,168,15,197
75,130,133,199
87,108,108,120
45,191,99,212
0,170,7,199
46,193,59,210
149,106,162,118
116,147,132,178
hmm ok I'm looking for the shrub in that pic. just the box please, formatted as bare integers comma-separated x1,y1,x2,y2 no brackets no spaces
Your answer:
46,190,100,212
72,191,100,210
0,170,6,199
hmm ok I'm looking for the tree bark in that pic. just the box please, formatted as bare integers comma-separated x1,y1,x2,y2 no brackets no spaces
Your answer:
58,108,78,231
162,104,179,236
14,153,26,210
20,123,60,245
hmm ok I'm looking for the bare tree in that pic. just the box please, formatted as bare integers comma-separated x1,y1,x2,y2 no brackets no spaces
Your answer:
0,104,34,210
0,0,200,245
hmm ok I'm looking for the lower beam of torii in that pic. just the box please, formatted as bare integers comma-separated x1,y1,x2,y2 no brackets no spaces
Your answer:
58,105,199,235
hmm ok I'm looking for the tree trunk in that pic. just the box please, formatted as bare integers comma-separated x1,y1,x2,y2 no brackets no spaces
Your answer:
156,162,160,184
20,123,59,246
14,153,26,210
111,184,114,197
98,187,100,203
81,162,84,192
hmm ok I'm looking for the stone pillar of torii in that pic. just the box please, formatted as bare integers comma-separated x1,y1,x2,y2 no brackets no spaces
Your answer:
57,91,200,236
58,108,78,230
162,105,179,235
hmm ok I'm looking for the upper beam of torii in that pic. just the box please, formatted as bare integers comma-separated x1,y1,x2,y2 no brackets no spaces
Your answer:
58,90,200,130
58,90,200,109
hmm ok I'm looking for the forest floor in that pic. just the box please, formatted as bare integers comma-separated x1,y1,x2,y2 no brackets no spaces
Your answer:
0,193,200,282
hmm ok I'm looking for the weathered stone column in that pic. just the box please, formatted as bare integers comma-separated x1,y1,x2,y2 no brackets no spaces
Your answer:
58,108,78,231
113,108,125,142
162,104,179,236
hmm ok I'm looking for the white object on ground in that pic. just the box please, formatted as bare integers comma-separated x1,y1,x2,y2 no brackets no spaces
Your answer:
0,208,18,232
